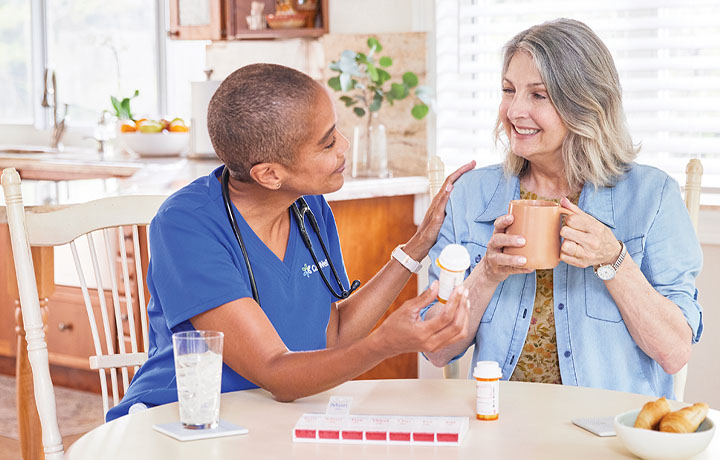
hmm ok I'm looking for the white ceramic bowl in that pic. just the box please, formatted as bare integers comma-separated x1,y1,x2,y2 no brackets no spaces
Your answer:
120,132,189,157
614,409,715,460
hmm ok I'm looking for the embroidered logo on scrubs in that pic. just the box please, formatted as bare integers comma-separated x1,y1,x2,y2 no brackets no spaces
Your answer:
301,260,329,278
302,264,313,278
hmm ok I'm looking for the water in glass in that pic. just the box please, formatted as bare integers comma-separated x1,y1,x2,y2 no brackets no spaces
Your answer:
173,330,224,429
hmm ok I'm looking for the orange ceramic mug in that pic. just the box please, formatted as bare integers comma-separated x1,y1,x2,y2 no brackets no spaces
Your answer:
503,200,574,270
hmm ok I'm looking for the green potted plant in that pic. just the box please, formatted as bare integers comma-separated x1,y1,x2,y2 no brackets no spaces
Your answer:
327,37,432,177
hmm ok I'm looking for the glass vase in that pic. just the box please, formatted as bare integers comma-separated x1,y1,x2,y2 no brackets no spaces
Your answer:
351,112,388,178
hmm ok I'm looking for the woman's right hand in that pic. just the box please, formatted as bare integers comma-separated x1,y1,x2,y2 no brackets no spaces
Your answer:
477,213,534,284
374,281,469,356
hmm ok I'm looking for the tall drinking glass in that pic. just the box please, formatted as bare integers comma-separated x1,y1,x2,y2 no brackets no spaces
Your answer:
172,330,224,429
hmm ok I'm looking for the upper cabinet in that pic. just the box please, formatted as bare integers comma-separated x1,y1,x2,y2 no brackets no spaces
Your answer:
168,0,329,41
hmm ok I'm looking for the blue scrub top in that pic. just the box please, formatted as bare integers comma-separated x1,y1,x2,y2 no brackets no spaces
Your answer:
107,166,349,421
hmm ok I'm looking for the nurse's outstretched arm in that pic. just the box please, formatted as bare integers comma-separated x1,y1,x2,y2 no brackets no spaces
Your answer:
330,160,476,347
190,282,469,402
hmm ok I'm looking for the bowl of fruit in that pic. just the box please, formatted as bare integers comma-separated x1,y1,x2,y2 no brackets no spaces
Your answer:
118,118,190,157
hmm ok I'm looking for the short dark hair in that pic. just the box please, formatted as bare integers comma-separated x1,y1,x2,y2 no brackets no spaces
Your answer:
207,63,320,182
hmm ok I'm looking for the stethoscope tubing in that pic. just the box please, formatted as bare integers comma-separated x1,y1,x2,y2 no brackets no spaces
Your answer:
221,167,261,303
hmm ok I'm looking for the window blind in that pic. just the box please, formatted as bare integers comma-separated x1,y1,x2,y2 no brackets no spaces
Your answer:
435,0,720,194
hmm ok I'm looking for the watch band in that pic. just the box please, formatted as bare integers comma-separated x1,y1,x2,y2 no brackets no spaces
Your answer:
594,240,627,280
391,244,423,274
611,240,627,271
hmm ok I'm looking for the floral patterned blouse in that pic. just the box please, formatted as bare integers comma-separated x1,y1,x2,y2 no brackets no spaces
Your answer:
509,188,580,384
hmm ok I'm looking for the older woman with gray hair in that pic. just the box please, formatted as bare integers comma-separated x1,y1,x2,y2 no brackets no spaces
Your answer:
423,18,703,398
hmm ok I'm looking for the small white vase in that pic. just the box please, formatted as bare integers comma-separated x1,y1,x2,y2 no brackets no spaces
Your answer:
351,112,388,178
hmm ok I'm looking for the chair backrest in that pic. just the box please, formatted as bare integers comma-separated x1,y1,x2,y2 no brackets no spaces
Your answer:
428,156,464,379
674,158,703,401
2,167,165,458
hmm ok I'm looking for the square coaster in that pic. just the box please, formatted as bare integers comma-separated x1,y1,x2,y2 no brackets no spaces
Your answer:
153,420,249,441
571,416,616,437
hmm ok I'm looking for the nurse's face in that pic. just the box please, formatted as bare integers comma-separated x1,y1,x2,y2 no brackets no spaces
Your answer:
285,86,349,195
498,51,568,164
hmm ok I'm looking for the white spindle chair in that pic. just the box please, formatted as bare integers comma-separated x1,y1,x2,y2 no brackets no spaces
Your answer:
428,156,463,379
2,167,165,459
674,158,703,401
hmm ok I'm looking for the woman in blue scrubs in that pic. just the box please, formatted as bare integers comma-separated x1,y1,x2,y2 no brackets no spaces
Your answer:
107,63,474,421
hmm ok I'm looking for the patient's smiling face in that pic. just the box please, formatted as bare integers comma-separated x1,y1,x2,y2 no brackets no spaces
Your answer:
499,51,568,164
282,85,349,196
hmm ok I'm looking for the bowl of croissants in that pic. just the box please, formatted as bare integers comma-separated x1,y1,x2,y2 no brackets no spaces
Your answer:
614,397,715,460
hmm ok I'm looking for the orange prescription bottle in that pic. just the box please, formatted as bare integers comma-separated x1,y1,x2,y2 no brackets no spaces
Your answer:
436,244,470,303
474,361,502,420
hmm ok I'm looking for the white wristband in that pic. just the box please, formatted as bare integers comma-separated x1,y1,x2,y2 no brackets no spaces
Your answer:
391,244,423,274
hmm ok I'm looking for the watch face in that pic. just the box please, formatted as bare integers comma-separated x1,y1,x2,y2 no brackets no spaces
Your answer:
596,265,616,281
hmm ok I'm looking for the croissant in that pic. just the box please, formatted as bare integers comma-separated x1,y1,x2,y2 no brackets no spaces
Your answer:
659,403,709,433
634,397,671,430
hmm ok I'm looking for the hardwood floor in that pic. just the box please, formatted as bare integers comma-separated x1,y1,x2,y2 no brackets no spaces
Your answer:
0,432,85,460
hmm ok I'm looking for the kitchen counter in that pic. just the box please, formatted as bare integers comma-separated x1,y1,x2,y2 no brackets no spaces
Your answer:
0,148,143,180
0,151,430,216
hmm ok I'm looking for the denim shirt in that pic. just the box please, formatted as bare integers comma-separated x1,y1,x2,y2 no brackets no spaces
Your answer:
427,163,703,398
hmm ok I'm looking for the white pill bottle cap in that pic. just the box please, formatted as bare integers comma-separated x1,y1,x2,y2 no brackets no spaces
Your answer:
437,244,471,272
473,361,502,379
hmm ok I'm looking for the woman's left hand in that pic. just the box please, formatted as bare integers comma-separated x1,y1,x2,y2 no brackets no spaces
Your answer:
559,197,622,269
404,160,476,260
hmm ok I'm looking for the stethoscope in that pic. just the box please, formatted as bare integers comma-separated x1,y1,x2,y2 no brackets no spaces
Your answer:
221,167,361,305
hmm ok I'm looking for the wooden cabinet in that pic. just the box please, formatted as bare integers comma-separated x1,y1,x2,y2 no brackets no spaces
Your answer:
330,195,419,380
45,286,116,369
168,0,329,40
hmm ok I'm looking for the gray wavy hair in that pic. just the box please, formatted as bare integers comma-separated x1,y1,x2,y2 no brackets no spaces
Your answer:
494,18,639,189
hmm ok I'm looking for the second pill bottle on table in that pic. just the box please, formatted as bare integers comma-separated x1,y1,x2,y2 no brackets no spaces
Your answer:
474,361,502,420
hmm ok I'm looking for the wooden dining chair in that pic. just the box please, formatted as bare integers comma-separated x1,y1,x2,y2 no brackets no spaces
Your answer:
674,158,703,402
1,167,165,459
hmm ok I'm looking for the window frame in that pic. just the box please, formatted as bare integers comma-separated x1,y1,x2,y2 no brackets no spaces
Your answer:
433,0,720,203
3,0,169,133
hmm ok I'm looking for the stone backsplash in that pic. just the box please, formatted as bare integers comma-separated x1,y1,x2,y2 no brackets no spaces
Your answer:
320,32,428,178
206,32,428,177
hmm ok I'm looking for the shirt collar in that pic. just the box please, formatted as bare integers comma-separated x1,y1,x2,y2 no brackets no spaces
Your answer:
579,182,616,229
473,173,616,229
474,174,520,222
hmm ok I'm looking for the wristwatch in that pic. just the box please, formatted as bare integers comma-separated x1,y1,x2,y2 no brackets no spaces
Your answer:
594,240,627,281
391,244,423,274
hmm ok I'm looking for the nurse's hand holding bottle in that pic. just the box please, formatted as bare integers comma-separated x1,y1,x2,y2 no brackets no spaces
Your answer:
375,281,470,356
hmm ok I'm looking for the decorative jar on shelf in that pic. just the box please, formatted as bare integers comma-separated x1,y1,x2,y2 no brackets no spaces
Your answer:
291,0,318,27
351,112,388,178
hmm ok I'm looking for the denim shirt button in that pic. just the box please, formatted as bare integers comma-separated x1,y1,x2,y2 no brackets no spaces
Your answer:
564,350,571,358
558,303,564,310
475,255,482,264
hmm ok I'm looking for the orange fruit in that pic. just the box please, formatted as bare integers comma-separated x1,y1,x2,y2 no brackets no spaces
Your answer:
120,120,137,132
169,124,189,132
134,118,147,130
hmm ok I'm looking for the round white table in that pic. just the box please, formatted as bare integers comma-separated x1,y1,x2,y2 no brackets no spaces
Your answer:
66,379,719,459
